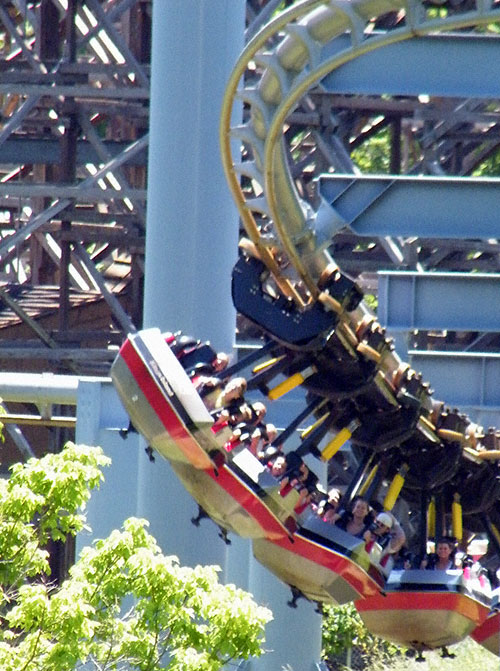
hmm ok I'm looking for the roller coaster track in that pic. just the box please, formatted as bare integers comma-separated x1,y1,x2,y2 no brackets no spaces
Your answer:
220,0,500,554
221,0,500,299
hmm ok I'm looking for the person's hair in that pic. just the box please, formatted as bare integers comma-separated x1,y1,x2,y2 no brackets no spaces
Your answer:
224,377,247,394
350,495,369,508
252,401,266,415
213,352,229,371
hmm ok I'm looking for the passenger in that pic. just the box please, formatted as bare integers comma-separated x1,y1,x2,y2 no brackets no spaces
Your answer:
212,377,253,433
249,421,278,459
278,452,309,496
216,376,247,408
214,377,252,424
302,468,318,492
217,397,276,454
318,487,342,523
166,331,230,409
259,440,283,466
268,453,287,479
295,467,319,511
478,566,491,589
364,511,406,574
461,553,489,586
246,401,269,456
192,375,225,410
190,351,229,377
468,561,490,588
420,537,457,570
191,351,229,387
333,496,373,538
250,401,267,424
266,449,321,520
176,340,222,374
222,417,277,456
221,422,251,452
170,335,229,385
392,546,414,570
211,352,230,374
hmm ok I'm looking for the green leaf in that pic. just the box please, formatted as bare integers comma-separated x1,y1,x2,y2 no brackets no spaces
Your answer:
0,443,271,671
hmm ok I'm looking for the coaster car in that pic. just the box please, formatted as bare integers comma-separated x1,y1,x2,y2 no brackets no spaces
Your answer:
470,587,500,656
111,328,218,470
355,569,491,652
253,516,384,606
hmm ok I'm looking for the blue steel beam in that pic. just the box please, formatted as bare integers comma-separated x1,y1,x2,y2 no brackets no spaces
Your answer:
321,33,500,98
318,174,500,238
0,139,148,166
378,271,500,332
409,350,500,412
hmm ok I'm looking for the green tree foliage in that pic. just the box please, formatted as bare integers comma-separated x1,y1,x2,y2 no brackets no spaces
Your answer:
0,443,272,671
351,127,392,174
322,604,500,670
472,148,500,176
321,603,400,669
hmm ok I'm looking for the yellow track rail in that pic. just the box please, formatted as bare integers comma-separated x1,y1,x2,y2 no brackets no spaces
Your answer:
221,0,500,299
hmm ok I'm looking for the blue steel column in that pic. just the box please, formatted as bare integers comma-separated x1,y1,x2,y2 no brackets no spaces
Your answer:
141,2,322,670
140,0,243,565
143,2,240,348
75,380,142,553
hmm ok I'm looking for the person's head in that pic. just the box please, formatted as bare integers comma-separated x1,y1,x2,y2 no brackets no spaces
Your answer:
213,352,229,373
327,487,341,511
265,423,278,443
229,401,253,425
223,377,247,402
351,496,370,519
251,401,267,422
270,455,287,478
436,538,455,559
374,511,393,534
